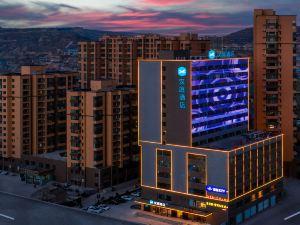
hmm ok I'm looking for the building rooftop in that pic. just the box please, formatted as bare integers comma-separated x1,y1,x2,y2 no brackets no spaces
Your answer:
37,150,67,161
201,131,278,150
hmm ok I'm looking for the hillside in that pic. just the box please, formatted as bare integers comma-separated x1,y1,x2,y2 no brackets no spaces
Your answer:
0,27,136,73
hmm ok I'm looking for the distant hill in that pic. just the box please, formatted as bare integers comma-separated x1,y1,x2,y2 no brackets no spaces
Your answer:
223,27,253,45
0,27,136,73
222,26,300,46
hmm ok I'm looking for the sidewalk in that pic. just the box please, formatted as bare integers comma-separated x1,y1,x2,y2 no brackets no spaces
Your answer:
0,173,43,197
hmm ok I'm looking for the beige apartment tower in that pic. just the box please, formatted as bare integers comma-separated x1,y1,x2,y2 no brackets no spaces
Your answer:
66,80,138,188
253,9,297,172
0,65,78,160
78,33,210,88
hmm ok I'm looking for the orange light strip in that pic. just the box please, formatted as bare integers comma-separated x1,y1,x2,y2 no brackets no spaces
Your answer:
160,61,163,144
139,140,227,152
231,134,283,152
141,184,229,202
229,176,283,202
137,57,250,63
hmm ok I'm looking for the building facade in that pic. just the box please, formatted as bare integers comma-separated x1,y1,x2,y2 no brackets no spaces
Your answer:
138,59,283,225
78,33,210,87
0,65,78,160
66,80,139,188
253,9,297,172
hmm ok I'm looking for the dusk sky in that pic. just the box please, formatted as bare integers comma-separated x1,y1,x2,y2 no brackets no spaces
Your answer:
0,0,299,35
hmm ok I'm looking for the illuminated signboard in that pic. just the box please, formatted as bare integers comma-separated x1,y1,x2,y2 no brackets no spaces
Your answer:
149,200,166,207
206,185,227,195
206,201,228,209
208,49,234,59
208,50,216,59
177,66,187,109
191,59,248,135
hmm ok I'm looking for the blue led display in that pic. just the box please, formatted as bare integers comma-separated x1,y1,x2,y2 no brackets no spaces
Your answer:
206,185,227,194
191,59,248,135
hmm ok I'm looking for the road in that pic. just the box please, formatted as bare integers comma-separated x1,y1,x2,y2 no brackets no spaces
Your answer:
0,192,139,225
243,178,300,225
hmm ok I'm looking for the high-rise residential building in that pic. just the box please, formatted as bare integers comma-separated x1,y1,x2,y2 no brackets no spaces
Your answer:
78,33,210,87
66,80,138,188
253,9,297,173
138,59,283,225
0,65,78,160
78,41,101,89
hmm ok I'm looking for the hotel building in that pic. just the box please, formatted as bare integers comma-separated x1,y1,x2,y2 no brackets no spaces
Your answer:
78,33,210,88
0,65,78,160
138,59,283,225
66,80,138,188
253,9,297,173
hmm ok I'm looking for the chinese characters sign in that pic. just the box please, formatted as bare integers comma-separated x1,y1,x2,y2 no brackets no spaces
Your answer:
177,66,187,109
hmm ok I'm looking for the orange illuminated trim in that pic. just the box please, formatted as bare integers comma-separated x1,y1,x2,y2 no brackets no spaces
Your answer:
140,145,143,186
281,135,284,176
231,134,283,152
142,184,229,202
189,62,192,146
142,172,282,203
229,176,283,202
139,140,227,152
160,61,163,144
137,60,140,146
227,152,230,201
138,57,250,63
156,148,173,190
135,201,213,218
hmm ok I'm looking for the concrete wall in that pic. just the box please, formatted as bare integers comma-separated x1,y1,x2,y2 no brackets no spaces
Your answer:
141,142,228,199
139,61,162,142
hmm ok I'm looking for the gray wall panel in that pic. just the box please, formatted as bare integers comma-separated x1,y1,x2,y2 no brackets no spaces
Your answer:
139,61,161,142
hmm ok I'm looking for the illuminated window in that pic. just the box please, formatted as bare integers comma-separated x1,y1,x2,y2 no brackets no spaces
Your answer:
187,153,206,196
157,149,172,190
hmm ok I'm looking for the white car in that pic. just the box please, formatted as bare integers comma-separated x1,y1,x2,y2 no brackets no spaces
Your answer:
98,204,110,211
121,195,134,201
131,191,141,197
87,206,103,214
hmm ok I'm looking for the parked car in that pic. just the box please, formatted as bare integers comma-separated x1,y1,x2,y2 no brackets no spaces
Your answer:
98,204,110,211
87,206,103,214
121,195,134,201
130,204,141,210
130,191,141,197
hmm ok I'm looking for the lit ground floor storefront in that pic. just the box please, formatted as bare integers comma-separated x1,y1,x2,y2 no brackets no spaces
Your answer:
139,179,283,225
137,199,213,223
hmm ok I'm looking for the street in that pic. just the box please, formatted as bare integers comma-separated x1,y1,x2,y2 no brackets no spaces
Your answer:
243,178,300,225
0,192,139,225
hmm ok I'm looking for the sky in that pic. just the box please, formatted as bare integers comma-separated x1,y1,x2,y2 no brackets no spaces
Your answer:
0,0,299,35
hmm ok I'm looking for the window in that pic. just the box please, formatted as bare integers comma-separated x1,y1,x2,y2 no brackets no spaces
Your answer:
187,153,206,196
156,149,172,190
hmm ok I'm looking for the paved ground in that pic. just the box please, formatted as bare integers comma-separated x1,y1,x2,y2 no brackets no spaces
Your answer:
0,173,43,197
243,178,300,225
0,192,139,225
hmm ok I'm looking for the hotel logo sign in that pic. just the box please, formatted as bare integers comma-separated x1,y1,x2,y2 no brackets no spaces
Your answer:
177,66,187,109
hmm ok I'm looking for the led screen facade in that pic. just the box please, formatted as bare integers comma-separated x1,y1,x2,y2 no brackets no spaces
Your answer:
191,59,249,140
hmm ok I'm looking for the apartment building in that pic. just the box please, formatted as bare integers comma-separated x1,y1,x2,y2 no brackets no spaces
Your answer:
138,59,283,225
66,80,138,188
253,9,297,173
78,33,210,87
0,65,78,160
